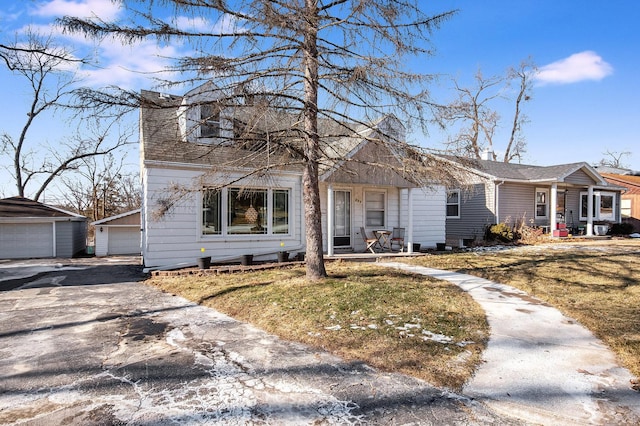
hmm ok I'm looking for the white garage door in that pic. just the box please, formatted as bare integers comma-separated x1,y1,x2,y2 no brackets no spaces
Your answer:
0,223,54,259
107,227,140,255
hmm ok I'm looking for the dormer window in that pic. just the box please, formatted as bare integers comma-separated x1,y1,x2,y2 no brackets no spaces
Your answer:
200,104,220,138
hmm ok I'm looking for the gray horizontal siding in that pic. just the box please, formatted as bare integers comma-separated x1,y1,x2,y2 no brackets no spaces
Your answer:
446,183,495,242
564,169,595,185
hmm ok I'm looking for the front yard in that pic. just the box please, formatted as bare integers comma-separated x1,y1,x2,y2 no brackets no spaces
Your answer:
147,239,640,390
406,239,640,380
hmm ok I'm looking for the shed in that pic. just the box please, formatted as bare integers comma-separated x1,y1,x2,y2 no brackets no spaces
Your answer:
91,209,141,256
0,197,87,259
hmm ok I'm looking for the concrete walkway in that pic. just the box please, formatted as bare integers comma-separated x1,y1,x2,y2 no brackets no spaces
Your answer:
383,262,640,425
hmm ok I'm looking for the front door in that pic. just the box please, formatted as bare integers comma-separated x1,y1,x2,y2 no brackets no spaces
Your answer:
333,190,351,247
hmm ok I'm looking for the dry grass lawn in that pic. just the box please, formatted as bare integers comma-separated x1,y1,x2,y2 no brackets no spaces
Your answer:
146,238,640,391
147,261,488,390
406,239,640,379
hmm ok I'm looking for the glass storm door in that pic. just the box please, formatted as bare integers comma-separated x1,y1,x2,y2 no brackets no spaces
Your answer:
333,190,351,247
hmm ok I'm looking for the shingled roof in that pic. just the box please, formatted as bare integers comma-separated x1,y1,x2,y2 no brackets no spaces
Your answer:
445,157,611,184
0,197,82,218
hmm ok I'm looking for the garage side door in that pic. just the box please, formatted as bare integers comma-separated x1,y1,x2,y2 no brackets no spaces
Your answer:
0,223,54,259
107,227,141,255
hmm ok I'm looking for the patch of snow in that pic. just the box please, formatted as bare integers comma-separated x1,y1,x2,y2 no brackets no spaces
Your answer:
421,330,453,344
325,325,341,331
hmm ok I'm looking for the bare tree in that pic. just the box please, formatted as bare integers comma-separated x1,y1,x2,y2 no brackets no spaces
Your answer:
436,61,535,163
58,153,140,222
0,29,135,201
62,1,456,279
597,150,631,169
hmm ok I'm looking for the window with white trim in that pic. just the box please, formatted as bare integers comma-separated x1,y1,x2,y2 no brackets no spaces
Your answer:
580,191,616,221
202,189,222,235
201,187,290,236
621,199,631,218
365,191,385,227
535,188,549,218
200,104,220,138
446,190,460,218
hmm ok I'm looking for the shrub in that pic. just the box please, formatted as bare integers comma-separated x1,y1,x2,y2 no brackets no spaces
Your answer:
610,222,634,235
485,223,515,242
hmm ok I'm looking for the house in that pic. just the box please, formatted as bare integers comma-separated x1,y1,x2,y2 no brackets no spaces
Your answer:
0,196,87,259
600,172,640,232
139,84,446,269
91,209,141,256
442,155,626,246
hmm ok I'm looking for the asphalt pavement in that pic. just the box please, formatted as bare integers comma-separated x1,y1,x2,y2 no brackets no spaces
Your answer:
0,257,516,425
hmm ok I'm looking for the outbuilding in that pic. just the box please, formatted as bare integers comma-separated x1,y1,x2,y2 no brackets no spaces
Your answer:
91,209,141,256
0,197,87,259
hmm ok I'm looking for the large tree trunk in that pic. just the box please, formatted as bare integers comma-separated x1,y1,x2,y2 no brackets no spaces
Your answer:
301,0,327,280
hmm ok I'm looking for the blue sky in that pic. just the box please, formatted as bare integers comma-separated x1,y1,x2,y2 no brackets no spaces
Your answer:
1,0,639,198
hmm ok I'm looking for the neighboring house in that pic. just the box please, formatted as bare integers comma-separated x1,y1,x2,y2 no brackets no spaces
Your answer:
600,172,640,232
139,84,446,269
0,196,87,259
91,209,141,256
442,155,626,246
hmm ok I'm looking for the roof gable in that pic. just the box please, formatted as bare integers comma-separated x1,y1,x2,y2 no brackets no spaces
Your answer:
91,209,141,226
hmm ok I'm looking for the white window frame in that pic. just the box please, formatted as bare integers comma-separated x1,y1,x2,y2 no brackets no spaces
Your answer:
364,190,386,228
535,188,549,219
200,187,291,237
199,104,221,138
621,199,631,219
580,191,616,221
446,189,460,218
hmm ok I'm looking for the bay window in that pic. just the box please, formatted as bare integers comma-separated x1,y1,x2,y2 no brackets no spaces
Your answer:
201,187,290,236
580,191,616,221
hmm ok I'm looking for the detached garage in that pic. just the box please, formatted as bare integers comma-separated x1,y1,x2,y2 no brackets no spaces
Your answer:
0,197,87,259
92,210,141,256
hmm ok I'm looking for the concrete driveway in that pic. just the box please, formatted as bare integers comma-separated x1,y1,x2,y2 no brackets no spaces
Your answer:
0,257,514,425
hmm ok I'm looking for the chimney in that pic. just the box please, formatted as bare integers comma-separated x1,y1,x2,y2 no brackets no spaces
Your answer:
481,147,494,161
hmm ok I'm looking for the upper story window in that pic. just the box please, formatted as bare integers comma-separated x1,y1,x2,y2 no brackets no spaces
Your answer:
178,82,233,144
446,190,460,218
535,188,549,218
200,104,220,138
365,191,385,227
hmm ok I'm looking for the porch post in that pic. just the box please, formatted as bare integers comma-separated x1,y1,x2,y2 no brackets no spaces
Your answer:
407,188,414,254
586,185,594,236
550,183,558,235
327,184,334,256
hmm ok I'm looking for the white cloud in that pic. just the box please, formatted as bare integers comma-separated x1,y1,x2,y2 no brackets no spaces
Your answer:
31,0,122,21
535,51,613,85
175,16,211,32
79,38,181,89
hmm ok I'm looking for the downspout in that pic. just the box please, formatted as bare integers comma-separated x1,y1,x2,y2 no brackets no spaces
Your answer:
495,180,504,224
